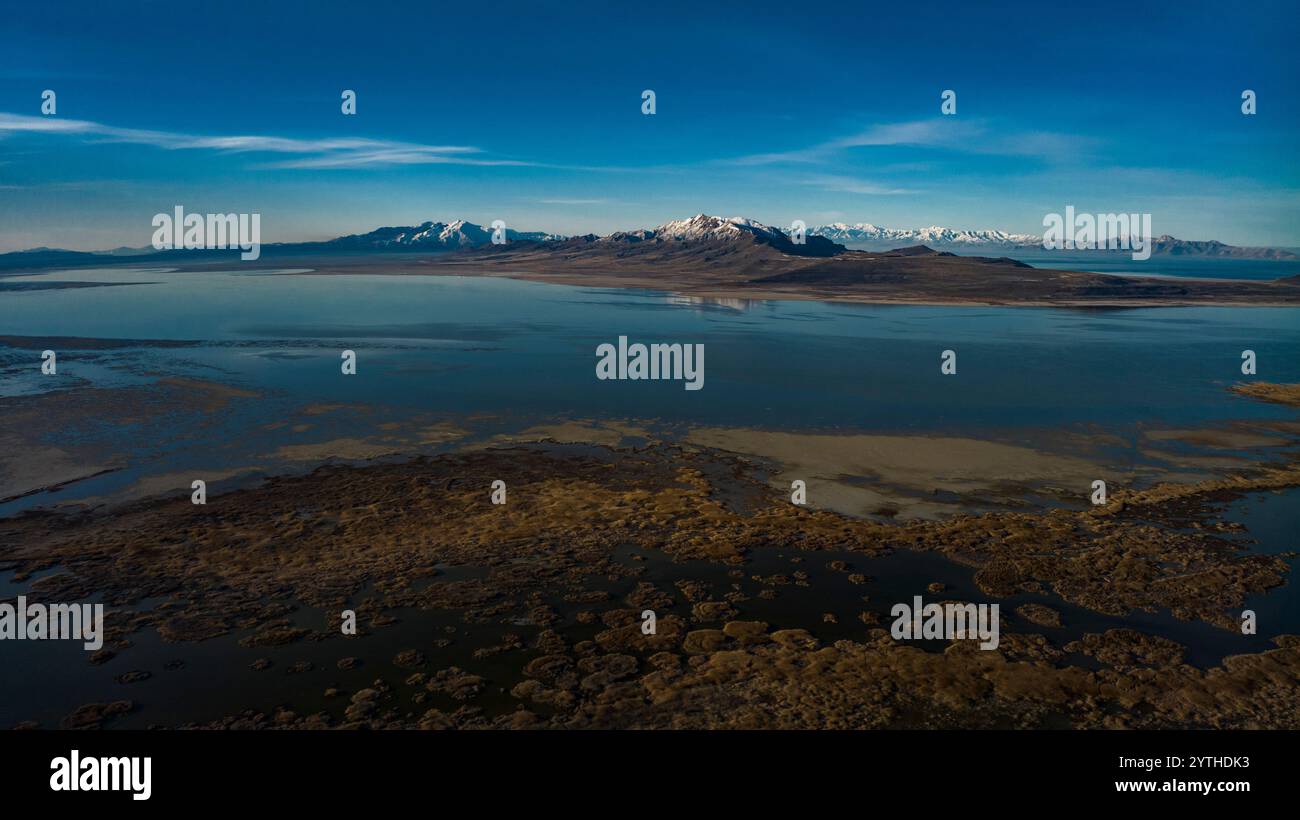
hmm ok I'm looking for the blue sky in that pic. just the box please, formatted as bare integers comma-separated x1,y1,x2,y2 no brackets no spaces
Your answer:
1,0,1298,251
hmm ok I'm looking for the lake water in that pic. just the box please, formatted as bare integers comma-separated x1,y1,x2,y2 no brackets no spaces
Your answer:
2,266,1298,416
1,266,1299,511
1,264,1298,727
1003,248,1300,281
845,244,1300,281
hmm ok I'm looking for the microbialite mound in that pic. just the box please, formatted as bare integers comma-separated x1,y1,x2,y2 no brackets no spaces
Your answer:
2,432,1298,729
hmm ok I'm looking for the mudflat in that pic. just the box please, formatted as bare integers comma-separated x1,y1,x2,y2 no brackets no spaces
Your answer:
2,385,1298,729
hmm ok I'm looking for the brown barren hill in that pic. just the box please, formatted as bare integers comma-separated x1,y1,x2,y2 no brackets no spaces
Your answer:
744,246,1300,306
272,238,1300,307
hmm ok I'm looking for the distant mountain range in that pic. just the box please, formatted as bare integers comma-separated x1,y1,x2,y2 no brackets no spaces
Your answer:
5,214,1297,305
1,214,1295,268
810,223,1041,248
315,215,1297,259
325,219,562,249
1145,235,1297,258
326,214,840,255
809,222,1298,259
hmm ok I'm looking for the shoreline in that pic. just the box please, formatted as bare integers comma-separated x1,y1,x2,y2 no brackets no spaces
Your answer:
11,251,1298,308
286,266,1300,308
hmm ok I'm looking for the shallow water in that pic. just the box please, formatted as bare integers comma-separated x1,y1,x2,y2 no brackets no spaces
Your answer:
1,266,1298,522
845,246,1300,281
1,267,1297,474
1,265,1298,727
1003,249,1300,281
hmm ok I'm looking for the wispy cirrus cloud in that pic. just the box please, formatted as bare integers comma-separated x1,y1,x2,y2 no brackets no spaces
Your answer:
0,112,528,170
730,119,1096,166
536,197,611,205
260,151,531,170
799,174,914,195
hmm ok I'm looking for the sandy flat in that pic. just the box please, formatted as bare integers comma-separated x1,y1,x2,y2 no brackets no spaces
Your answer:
477,419,656,449
417,422,472,445
269,438,410,461
1231,382,1300,407
1144,427,1287,449
156,377,259,410
686,426,1116,519
116,466,266,501
0,436,115,502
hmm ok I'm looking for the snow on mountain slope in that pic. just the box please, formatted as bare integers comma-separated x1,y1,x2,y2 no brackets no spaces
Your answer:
327,220,560,248
653,214,789,242
811,223,1041,247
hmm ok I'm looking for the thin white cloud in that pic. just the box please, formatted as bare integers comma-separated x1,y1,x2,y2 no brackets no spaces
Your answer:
830,120,972,149
730,147,827,165
537,198,610,205
730,119,1093,166
261,151,532,170
800,174,913,195
0,112,525,170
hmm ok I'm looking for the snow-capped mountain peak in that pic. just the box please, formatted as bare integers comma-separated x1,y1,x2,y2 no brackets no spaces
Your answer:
325,219,559,249
653,214,787,242
810,223,1041,247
